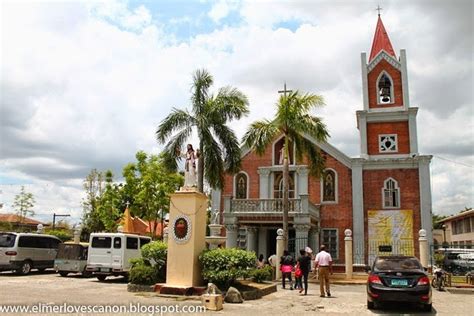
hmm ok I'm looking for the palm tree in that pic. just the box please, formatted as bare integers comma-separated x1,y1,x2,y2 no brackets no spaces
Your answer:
242,91,329,245
156,69,249,192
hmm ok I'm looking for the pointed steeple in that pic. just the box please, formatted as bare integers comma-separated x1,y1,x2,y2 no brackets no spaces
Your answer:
369,15,396,62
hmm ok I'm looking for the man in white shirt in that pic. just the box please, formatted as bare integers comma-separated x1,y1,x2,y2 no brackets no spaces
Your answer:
314,245,333,297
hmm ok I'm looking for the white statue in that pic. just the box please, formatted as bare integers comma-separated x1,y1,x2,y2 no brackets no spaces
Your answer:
211,209,220,225
180,144,199,189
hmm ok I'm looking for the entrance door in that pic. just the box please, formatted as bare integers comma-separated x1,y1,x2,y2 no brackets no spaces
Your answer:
267,229,277,260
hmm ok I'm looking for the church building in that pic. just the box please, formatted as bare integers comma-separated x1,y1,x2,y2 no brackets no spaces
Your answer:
212,15,433,266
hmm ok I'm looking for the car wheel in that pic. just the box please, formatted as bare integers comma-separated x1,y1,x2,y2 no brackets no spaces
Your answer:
82,270,92,278
16,261,32,275
422,303,432,312
59,271,69,277
367,300,375,310
96,275,107,281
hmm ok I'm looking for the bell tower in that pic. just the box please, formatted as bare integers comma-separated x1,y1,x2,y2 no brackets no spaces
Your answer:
357,15,418,158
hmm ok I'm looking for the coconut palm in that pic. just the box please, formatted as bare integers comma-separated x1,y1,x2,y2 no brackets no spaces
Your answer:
242,90,329,244
156,69,249,192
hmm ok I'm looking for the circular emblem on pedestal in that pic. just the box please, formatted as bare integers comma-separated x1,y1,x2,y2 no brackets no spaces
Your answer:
172,215,192,244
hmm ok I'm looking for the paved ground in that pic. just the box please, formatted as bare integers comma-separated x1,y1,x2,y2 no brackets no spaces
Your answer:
0,270,472,315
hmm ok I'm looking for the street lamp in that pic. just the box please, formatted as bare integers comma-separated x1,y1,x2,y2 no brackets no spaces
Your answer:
442,224,448,249
52,213,70,230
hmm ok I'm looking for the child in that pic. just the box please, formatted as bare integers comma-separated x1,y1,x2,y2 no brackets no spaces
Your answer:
294,262,303,290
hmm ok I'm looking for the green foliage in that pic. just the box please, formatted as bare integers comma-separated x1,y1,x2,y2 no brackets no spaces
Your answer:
156,69,249,191
129,241,168,285
46,229,72,242
250,266,273,283
82,169,106,234
13,186,36,222
129,264,159,285
0,221,13,232
434,253,445,267
199,248,256,289
97,170,122,232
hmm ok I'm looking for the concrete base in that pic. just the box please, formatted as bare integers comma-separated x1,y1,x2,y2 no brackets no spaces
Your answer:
154,283,206,296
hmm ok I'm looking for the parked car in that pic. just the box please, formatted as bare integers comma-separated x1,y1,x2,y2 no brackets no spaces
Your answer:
85,233,151,281
366,256,432,311
0,232,61,275
54,242,91,277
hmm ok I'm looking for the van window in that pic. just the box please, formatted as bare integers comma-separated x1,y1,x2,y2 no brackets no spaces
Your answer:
140,238,150,247
36,237,50,248
91,237,112,248
18,236,38,248
114,237,122,249
48,238,61,249
126,237,138,250
0,233,16,248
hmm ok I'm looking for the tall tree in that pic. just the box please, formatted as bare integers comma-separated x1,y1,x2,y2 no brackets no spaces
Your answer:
13,186,35,223
156,69,249,192
82,169,106,233
97,170,122,232
243,90,329,245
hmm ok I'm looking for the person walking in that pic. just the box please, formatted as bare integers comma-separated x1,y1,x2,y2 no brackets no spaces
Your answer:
315,245,333,297
297,249,312,295
280,250,294,290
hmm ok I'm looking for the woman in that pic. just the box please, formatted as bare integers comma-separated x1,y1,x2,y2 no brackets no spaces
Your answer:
280,250,294,290
257,254,265,269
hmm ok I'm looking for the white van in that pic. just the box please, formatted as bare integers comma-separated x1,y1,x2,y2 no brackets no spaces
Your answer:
86,233,151,281
0,232,61,275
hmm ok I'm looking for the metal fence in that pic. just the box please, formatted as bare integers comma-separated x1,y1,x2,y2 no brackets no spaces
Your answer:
354,239,416,265
287,237,309,259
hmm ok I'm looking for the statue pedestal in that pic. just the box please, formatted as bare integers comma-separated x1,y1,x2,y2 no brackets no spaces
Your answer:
164,190,208,288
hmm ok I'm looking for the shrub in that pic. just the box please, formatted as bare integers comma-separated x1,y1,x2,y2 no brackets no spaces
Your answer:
129,241,167,285
199,248,256,289
47,230,72,242
129,264,159,285
251,266,273,283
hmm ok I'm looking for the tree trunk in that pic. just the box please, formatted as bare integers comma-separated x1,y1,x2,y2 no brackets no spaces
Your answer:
282,137,290,249
197,140,204,193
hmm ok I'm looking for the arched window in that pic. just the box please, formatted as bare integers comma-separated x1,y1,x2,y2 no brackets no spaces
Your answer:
383,178,400,208
273,172,295,199
235,173,248,199
378,73,393,104
322,169,336,202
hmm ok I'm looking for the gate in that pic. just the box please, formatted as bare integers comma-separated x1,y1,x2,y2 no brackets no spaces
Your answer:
353,239,416,265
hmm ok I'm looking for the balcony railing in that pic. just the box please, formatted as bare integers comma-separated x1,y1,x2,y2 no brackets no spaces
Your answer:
224,195,319,219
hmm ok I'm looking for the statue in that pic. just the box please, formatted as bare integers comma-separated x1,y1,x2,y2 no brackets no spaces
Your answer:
179,144,199,190
211,209,220,225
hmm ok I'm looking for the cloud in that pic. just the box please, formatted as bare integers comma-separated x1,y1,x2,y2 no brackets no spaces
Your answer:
0,0,472,223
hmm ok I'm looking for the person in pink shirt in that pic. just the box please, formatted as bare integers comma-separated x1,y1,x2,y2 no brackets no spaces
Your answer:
314,244,333,297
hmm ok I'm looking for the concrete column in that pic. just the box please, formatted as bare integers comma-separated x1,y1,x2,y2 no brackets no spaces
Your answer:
418,157,433,245
400,49,410,109
257,228,267,258
351,159,365,262
276,229,285,280
361,52,369,110
344,229,353,280
358,114,368,158
246,227,258,253
296,168,309,195
419,229,429,268
258,168,271,199
223,195,232,213
308,227,318,252
408,108,419,155
163,227,168,244
225,224,239,248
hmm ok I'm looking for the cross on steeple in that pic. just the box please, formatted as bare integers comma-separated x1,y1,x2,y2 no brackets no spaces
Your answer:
278,82,293,97
376,5,383,16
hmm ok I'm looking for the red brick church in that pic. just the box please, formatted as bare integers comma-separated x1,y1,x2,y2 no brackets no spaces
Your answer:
212,16,433,266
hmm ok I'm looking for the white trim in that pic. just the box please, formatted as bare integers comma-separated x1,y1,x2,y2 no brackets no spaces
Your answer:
361,52,369,110
382,177,401,209
369,154,410,159
400,49,410,109
233,171,250,199
272,135,296,166
367,50,401,72
320,168,338,204
379,134,398,153
302,134,353,168
376,71,395,106
357,108,418,123
369,106,405,113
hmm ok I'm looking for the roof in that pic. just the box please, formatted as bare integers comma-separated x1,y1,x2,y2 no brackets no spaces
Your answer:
369,16,396,62
119,208,163,237
0,213,45,226
438,209,474,223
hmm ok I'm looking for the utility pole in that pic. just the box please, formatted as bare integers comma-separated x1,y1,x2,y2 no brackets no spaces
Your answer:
52,213,70,230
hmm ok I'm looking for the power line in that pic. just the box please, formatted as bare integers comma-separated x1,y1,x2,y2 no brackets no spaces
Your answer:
434,155,474,169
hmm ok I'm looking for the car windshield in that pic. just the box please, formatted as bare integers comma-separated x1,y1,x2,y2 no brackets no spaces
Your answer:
374,257,422,271
57,244,82,260
0,233,16,248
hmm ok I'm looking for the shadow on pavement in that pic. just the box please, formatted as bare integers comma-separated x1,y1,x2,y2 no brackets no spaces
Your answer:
369,302,437,315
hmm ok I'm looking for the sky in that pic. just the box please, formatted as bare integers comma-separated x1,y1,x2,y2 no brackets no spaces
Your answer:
0,0,473,224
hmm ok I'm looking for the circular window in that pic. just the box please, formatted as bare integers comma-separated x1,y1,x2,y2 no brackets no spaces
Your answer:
171,215,192,244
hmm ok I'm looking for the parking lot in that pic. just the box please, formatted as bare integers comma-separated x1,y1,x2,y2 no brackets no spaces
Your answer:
0,270,472,315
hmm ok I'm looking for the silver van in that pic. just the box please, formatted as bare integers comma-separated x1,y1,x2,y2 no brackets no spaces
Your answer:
0,232,62,275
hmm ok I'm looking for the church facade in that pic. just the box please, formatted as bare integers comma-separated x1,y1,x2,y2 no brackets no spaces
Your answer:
212,16,433,266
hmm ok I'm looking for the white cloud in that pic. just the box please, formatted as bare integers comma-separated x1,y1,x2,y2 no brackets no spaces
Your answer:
208,0,239,23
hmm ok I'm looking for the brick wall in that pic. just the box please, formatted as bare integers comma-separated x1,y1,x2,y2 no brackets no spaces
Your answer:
368,59,403,109
362,168,421,257
367,121,410,155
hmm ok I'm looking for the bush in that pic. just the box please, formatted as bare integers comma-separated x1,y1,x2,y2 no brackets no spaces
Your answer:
199,248,256,289
129,241,167,285
47,230,72,242
129,264,159,285
251,265,273,283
